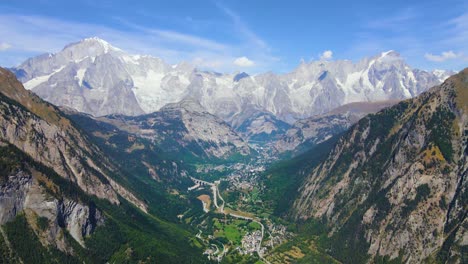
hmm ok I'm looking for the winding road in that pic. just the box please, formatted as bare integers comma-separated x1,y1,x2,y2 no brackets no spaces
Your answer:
189,177,268,262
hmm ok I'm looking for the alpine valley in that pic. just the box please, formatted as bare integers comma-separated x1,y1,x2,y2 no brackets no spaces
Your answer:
0,37,465,264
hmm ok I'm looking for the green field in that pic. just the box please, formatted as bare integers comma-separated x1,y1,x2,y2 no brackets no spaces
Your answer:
212,218,261,246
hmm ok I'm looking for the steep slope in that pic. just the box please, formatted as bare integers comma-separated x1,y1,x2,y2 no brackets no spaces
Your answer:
0,142,103,249
95,98,251,161
14,38,451,122
0,67,205,263
0,142,105,262
63,109,202,221
262,135,342,217
275,100,398,154
291,69,468,263
0,67,145,211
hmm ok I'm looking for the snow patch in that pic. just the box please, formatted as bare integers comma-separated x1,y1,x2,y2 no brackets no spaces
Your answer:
23,66,65,90
75,68,86,86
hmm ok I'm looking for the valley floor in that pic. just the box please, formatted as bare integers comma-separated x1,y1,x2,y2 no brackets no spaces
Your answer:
180,143,334,263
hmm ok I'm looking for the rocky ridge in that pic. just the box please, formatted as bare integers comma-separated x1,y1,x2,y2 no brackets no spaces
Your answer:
95,98,251,159
275,100,399,153
229,104,291,142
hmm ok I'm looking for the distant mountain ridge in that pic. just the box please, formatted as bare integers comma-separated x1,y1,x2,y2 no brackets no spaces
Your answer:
275,100,399,154
13,38,455,123
93,98,251,160
229,104,291,142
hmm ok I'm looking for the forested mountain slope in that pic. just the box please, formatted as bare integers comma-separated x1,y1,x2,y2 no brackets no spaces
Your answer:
0,67,205,263
291,69,468,263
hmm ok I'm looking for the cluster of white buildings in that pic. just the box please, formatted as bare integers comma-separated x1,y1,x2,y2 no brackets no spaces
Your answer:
239,230,263,255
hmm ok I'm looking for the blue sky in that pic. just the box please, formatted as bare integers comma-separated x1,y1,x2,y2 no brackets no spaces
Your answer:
0,0,466,73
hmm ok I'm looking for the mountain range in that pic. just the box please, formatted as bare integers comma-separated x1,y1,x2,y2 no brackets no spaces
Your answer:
13,37,455,125
1,37,466,264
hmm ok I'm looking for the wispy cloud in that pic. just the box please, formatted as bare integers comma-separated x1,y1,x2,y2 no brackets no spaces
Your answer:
441,12,468,50
422,10,468,67
348,6,468,70
347,8,422,61
215,2,268,50
112,17,229,52
153,29,228,51
212,2,281,71
365,8,417,32
0,43,11,51
424,51,463,62
0,14,123,53
0,10,277,72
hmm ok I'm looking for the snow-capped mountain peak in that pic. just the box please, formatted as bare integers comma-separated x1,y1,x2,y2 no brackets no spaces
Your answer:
81,37,120,51
431,69,457,82
61,37,123,61
13,38,454,122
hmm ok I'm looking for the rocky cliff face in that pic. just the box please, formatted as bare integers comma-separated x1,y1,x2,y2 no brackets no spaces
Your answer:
0,141,104,251
96,98,251,160
0,67,109,256
0,67,146,213
13,38,454,123
292,69,468,263
275,100,398,153
0,66,150,252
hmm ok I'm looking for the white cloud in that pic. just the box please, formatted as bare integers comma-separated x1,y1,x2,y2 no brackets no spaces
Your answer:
233,56,255,67
424,51,462,62
0,42,11,51
320,50,333,60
